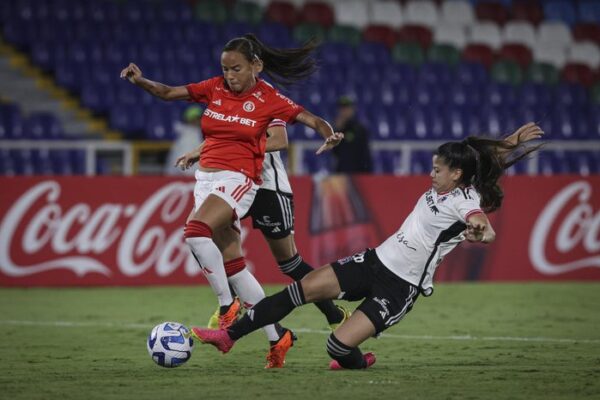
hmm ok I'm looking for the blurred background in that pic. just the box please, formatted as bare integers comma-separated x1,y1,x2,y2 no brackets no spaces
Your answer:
0,0,599,177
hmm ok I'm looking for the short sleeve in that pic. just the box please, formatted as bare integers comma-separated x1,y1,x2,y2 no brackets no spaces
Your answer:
186,77,218,104
270,92,304,123
268,119,287,128
453,188,483,222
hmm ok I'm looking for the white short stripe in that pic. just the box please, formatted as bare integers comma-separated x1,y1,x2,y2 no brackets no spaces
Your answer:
386,286,418,326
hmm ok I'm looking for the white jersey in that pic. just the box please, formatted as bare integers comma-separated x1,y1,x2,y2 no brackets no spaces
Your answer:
375,186,483,296
261,119,292,194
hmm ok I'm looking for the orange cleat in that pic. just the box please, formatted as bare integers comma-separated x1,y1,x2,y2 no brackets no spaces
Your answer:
265,329,296,369
218,298,241,330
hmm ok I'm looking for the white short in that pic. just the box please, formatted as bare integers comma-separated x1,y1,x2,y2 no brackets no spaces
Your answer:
193,170,258,231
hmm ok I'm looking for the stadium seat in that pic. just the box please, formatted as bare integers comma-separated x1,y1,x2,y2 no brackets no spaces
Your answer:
511,1,543,26
328,25,362,46
543,1,576,26
573,23,600,46
578,0,600,24
158,1,193,24
302,148,333,174
490,60,523,86
363,25,398,48
538,151,567,174
371,0,405,28
356,42,391,65
372,150,402,174
265,1,298,28
561,63,596,88
567,41,600,69
293,23,326,43
502,21,536,48
475,1,509,26
434,24,467,49
440,0,475,27
526,62,560,85
299,2,335,28
537,21,572,49
498,44,533,68
427,43,461,66
404,1,439,27
462,44,495,69
456,61,489,85
392,42,425,66
410,150,433,174
331,0,369,29
419,62,453,86
195,0,228,24
468,22,502,49
257,22,293,47
533,42,566,68
397,24,433,49
232,1,263,25
591,82,600,104
565,151,600,175
10,149,35,175
554,82,589,109
484,82,517,108
0,103,24,140
23,112,63,140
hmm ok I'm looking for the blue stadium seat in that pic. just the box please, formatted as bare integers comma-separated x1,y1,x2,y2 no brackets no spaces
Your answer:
81,83,115,114
302,149,333,174
372,150,402,174
356,42,391,65
565,150,600,174
414,82,444,108
24,113,63,140
256,22,292,48
456,62,489,85
538,151,567,174
49,149,73,175
410,150,432,174
543,1,577,26
418,62,453,86
449,82,481,108
0,104,24,140
578,1,600,24
31,149,54,174
109,104,146,137
158,0,193,24
483,82,517,108
9,149,35,175
145,105,177,140
319,42,355,66
554,83,588,110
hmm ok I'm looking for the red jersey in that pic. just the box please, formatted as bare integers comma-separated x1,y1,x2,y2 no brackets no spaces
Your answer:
186,77,304,183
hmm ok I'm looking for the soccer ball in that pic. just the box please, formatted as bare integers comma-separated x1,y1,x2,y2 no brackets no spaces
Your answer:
147,322,194,368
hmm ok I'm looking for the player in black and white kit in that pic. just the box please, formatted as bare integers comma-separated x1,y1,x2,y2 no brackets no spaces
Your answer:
192,122,544,370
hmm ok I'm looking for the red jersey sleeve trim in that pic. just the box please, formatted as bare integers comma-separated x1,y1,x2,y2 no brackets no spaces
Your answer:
465,209,484,221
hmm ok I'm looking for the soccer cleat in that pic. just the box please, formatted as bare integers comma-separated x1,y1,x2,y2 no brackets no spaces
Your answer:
207,306,220,329
191,327,235,354
265,329,296,369
329,305,351,331
218,298,241,330
329,352,376,370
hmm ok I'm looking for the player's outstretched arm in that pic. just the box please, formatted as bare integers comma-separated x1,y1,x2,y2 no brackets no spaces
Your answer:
120,62,190,101
294,110,344,154
465,213,496,244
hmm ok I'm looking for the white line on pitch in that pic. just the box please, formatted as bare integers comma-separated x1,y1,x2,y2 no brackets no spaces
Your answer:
1,319,599,344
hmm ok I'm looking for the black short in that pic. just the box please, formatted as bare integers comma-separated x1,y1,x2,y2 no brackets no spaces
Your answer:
244,189,294,240
331,249,419,334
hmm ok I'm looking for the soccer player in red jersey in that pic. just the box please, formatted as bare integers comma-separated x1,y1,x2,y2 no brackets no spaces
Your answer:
190,123,544,370
120,34,343,367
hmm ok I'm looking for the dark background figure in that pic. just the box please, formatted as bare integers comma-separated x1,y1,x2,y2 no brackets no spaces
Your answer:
332,96,373,174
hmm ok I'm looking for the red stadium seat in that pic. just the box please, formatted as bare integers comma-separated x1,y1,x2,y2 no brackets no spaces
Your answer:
397,24,432,49
499,43,533,68
511,1,543,26
573,23,600,46
363,25,397,48
265,1,298,28
475,1,509,26
299,2,334,28
562,63,596,87
462,44,495,68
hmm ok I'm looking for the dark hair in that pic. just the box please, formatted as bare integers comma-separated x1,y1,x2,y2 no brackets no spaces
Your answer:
434,133,542,213
222,33,319,88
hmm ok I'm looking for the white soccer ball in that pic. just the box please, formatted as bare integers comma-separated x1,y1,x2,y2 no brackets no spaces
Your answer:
147,322,194,368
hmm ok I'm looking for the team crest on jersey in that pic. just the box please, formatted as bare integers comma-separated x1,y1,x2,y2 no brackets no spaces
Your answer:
243,101,255,112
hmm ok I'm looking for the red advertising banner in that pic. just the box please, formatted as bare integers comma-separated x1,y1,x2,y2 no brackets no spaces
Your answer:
0,175,598,287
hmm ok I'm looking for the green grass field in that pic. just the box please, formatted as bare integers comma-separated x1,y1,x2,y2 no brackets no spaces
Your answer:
1,283,599,400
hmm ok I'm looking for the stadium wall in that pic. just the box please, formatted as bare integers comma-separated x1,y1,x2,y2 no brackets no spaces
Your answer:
0,175,598,286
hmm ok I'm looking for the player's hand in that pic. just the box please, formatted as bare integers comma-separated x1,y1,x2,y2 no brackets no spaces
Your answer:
174,151,200,171
120,62,143,84
511,122,544,143
316,132,344,155
465,221,485,243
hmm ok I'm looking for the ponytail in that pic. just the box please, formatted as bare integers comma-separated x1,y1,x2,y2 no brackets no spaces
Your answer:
436,133,542,213
223,34,319,88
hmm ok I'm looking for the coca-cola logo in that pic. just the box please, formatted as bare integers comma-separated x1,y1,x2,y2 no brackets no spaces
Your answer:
529,181,600,275
0,180,202,278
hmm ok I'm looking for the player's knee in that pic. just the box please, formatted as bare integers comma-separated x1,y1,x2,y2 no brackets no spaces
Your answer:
183,220,213,239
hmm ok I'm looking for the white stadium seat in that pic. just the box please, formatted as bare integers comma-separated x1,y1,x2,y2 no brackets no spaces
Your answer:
534,42,567,68
434,23,467,49
440,0,475,27
537,21,572,49
469,22,502,49
404,0,439,27
503,21,536,48
331,0,370,28
567,41,600,69
370,0,405,28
